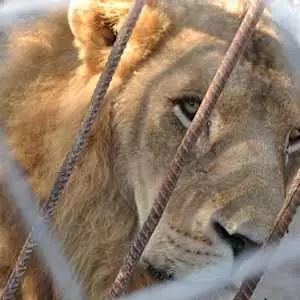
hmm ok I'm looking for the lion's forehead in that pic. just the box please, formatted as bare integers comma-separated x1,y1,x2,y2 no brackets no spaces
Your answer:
114,0,300,152
126,28,296,119
158,0,277,36
152,0,289,76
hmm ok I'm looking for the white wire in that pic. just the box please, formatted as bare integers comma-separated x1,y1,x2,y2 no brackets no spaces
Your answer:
0,129,86,300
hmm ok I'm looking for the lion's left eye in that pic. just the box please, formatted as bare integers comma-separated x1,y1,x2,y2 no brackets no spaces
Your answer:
172,92,202,128
285,128,300,165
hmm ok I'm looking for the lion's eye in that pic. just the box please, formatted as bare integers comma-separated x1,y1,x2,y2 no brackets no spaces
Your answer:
172,92,202,128
285,128,300,165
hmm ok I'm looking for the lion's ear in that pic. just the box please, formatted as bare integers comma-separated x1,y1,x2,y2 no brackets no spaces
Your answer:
68,0,169,76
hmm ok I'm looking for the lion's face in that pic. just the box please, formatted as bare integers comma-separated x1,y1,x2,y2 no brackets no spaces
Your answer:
100,1,300,281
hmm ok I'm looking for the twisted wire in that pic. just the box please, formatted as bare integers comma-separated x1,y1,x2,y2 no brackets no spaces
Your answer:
0,1,147,299
233,166,300,300
105,0,266,298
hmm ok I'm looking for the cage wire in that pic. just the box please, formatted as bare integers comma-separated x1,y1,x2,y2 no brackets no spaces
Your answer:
106,0,267,297
0,130,86,300
0,0,147,299
1,0,300,300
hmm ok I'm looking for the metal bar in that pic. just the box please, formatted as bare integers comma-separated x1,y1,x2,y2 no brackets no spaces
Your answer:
105,0,266,298
233,166,300,300
0,0,147,299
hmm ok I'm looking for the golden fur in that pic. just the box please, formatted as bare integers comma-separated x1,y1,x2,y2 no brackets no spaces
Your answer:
0,0,300,299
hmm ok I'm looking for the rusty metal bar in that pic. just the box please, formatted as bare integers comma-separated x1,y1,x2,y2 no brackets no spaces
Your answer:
233,166,300,300
0,1,147,299
105,0,266,298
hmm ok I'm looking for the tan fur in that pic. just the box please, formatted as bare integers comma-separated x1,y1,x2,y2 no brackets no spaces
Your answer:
0,0,300,299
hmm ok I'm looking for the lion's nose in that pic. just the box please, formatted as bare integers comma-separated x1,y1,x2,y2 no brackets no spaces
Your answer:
212,221,260,258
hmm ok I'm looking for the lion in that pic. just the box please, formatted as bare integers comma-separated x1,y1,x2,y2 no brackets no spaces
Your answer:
0,0,300,299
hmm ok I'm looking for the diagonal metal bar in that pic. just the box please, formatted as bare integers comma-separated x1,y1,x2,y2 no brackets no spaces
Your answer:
0,128,86,300
105,0,266,298
0,0,147,299
233,166,300,300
